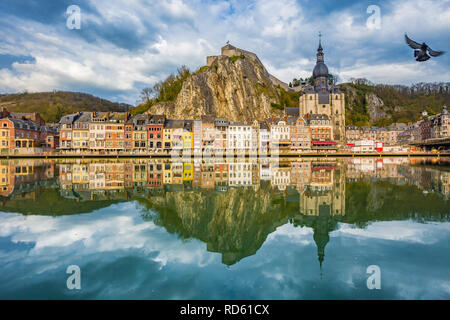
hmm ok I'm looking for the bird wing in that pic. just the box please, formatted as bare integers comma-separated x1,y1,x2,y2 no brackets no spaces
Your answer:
405,34,422,49
428,47,445,57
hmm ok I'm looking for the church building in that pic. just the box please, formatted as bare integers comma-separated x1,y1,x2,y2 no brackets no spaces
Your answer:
299,37,346,143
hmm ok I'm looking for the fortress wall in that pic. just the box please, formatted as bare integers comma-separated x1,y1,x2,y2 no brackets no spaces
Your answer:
222,48,239,57
269,74,291,92
206,56,218,67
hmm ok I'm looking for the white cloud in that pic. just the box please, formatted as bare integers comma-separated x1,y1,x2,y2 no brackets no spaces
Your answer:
335,220,450,244
0,204,216,267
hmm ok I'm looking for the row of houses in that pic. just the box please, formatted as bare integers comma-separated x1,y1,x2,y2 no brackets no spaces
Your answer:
346,106,449,147
397,107,450,144
346,123,408,146
3,105,447,154
58,112,337,153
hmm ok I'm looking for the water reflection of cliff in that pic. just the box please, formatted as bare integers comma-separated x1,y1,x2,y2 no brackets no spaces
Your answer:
0,158,448,266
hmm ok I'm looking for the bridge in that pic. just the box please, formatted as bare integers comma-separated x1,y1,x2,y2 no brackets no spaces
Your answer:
410,137,450,151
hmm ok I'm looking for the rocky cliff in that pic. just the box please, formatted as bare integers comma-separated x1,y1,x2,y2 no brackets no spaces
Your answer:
147,55,288,121
340,84,391,125
339,81,450,126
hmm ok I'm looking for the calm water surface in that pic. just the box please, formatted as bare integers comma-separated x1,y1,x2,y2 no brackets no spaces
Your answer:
0,157,449,299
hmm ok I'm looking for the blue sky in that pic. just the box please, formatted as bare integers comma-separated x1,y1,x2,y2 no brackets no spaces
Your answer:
0,0,449,104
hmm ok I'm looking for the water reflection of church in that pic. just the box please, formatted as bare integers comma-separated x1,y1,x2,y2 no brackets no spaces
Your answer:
291,162,346,268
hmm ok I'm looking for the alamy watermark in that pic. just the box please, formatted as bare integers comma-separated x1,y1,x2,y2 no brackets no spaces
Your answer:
66,265,81,290
66,5,81,30
366,5,381,30
366,265,381,290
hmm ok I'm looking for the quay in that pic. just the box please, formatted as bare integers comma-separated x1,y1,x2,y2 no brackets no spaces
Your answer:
0,152,449,159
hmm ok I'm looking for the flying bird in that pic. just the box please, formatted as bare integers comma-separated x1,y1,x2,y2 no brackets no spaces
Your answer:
405,34,445,62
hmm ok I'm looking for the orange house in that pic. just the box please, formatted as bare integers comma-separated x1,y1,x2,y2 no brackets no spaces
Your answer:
0,118,41,150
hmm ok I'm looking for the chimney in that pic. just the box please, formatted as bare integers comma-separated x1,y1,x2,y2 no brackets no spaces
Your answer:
0,107,9,118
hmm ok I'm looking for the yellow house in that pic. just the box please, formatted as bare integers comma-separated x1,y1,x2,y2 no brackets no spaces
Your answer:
163,128,172,152
163,119,179,153
183,131,193,150
163,162,172,184
72,113,90,150
0,162,12,195
133,161,147,187
72,164,89,185
0,122,10,151
183,163,193,181
164,120,184,153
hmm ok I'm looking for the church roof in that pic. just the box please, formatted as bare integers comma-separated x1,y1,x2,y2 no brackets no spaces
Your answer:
313,62,328,79
285,108,299,117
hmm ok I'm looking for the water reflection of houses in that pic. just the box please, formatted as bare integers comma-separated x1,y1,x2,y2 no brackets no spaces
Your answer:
345,157,450,198
397,160,450,199
229,162,253,187
345,157,408,183
0,159,56,200
271,163,291,191
59,160,129,201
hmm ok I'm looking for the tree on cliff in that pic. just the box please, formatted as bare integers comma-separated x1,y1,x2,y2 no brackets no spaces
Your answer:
135,66,191,115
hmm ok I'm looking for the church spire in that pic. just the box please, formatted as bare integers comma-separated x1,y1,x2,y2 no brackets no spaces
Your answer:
318,31,323,51
317,32,324,63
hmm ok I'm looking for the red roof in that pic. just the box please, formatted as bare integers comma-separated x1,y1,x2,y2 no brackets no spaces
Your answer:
312,141,337,145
